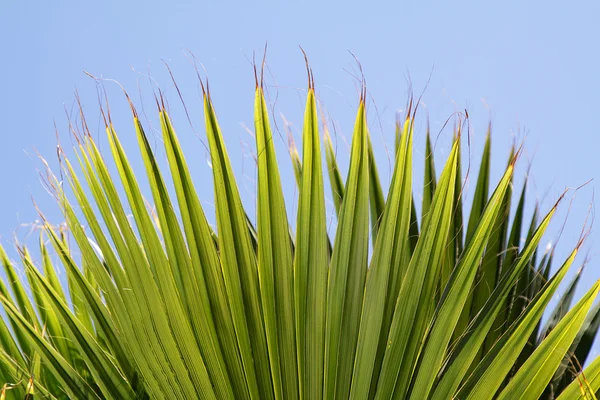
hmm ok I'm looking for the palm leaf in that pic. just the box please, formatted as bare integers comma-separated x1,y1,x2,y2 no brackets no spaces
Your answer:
0,58,597,400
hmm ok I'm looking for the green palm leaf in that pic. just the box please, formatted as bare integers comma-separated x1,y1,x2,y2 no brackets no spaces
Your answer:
0,57,598,400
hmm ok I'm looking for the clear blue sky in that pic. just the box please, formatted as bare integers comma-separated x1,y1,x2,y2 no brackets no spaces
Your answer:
1,0,599,352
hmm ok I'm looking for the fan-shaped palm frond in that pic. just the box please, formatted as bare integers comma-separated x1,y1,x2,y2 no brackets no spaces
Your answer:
0,62,598,400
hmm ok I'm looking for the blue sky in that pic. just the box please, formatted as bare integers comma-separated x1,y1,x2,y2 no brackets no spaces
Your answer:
1,0,599,354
